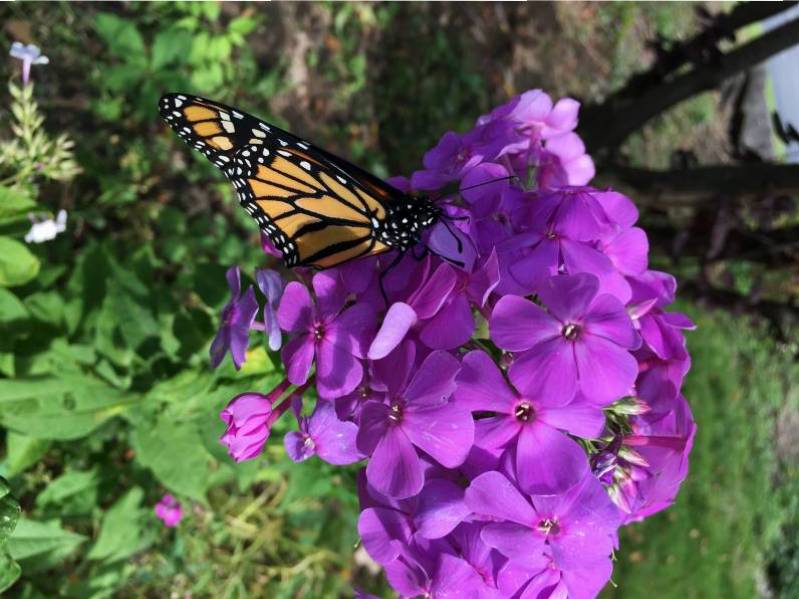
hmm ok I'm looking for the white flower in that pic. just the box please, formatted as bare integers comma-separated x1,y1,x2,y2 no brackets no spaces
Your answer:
24,210,67,244
9,42,49,85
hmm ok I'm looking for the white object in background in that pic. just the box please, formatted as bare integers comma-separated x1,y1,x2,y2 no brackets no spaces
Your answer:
763,5,799,163
24,210,67,244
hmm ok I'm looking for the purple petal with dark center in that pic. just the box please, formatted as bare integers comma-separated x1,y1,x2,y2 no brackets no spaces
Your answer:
284,431,315,462
490,295,561,352
366,425,424,499
356,400,391,456
414,479,470,539
537,273,598,324
515,424,588,495
465,471,536,525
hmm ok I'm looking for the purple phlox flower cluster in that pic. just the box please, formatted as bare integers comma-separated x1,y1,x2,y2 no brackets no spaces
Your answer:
9,42,49,86
154,493,183,527
209,88,695,598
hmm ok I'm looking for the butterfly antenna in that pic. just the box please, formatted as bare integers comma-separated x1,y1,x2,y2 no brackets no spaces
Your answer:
458,175,521,193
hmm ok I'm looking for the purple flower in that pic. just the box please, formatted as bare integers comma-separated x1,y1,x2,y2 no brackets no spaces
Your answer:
255,269,284,351
278,272,376,398
356,345,473,498
154,494,182,527
284,399,362,465
455,350,602,494
219,388,285,462
9,42,49,86
491,273,639,406
465,470,620,576
411,131,484,190
210,266,258,369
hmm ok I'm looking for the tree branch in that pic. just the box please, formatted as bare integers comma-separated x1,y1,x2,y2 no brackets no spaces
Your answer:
580,12,799,154
610,2,797,103
596,163,799,205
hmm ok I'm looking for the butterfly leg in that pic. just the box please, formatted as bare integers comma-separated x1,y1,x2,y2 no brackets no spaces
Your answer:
378,250,406,307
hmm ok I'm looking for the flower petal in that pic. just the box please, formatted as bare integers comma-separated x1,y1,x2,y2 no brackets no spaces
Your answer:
490,295,560,352
405,350,460,408
584,294,638,348
277,281,314,333
465,471,536,525
574,336,637,404
368,302,417,360
281,334,315,386
419,293,474,349
414,479,470,539
508,338,577,407
515,424,588,495
358,507,413,565
481,522,545,562
454,350,516,413
537,273,598,324
404,403,474,468
366,426,424,499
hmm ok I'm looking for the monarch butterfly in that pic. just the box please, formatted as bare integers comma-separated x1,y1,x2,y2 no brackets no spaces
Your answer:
158,93,462,277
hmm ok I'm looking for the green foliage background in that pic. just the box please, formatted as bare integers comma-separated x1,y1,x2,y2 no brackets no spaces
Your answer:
0,2,796,598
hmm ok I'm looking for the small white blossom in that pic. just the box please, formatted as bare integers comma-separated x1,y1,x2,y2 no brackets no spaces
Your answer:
24,210,67,244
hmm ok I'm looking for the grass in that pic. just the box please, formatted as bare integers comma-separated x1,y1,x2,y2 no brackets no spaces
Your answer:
604,305,797,599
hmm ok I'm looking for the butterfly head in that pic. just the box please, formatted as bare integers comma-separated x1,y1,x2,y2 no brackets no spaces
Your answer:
377,195,441,251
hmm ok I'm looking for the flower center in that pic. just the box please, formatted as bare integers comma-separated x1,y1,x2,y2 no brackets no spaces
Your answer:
302,435,315,450
537,518,561,536
514,400,534,422
313,324,325,341
389,401,404,423
561,323,580,340
545,230,557,240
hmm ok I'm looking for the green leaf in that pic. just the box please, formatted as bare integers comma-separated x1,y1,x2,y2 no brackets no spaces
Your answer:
94,13,145,62
36,469,98,515
1,432,50,477
132,419,214,502
0,551,20,594
87,487,148,563
25,292,64,327
0,237,40,287
0,477,21,542
0,186,36,223
228,15,258,37
0,289,28,324
0,373,137,439
151,29,193,70
7,518,85,561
